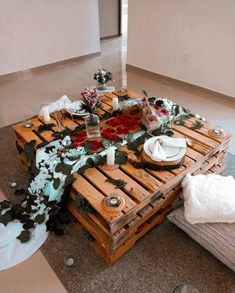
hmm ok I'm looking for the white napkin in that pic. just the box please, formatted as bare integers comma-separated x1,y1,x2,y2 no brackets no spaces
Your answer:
151,136,186,161
161,136,186,148
151,140,167,161
39,95,71,120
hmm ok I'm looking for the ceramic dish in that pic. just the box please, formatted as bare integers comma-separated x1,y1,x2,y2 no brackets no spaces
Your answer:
65,101,89,117
143,135,186,162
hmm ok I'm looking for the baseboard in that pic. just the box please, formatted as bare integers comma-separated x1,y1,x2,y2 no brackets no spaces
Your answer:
126,64,235,102
0,52,101,85
100,34,122,40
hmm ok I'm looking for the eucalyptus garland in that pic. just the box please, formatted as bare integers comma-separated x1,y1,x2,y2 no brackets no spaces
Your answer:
105,178,127,189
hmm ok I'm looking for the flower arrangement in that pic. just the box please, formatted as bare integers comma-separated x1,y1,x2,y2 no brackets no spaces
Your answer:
93,69,113,85
80,87,100,112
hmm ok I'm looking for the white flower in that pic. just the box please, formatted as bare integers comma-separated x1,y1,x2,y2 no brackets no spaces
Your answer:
195,113,200,119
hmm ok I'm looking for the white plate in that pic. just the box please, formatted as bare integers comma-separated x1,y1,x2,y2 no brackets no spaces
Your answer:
144,135,186,162
65,101,89,117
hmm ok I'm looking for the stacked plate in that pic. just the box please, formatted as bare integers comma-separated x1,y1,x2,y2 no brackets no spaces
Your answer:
142,135,186,167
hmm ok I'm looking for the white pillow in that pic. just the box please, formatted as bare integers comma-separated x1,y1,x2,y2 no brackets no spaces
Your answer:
182,174,235,224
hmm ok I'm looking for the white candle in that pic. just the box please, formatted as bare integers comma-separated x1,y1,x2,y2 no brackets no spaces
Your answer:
42,106,51,122
107,149,115,166
112,97,119,112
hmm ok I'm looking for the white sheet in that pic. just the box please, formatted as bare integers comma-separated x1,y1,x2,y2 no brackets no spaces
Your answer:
0,221,48,270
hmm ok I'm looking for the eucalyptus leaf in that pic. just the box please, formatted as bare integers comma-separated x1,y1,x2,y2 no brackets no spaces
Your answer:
53,178,61,190
0,210,13,226
23,140,36,162
0,200,11,211
190,120,203,130
37,123,56,134
12,204,25,216
82,227,95,241
142,89,148,97
64,174,76,188
74,193,94,214
16,230,30,243
93,155,106,166
115,151,128,165
23,220,35,230
35,213,45,224
105,178,127,189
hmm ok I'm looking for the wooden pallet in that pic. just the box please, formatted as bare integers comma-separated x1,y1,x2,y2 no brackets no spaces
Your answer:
12,89,231,265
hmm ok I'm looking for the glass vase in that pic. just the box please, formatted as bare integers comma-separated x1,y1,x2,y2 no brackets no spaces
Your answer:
85,114,101,138
97,82,106,91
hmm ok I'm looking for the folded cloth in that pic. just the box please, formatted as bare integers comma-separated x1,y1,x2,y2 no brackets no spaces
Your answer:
39,95,70,117
182,173,235,224
151,136,186,161
151,140,167,161
161,136,186,148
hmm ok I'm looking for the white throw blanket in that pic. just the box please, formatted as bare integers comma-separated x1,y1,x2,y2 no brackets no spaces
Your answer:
182,174,235,224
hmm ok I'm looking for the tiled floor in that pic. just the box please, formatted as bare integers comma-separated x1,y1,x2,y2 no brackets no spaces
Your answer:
0,34,235,292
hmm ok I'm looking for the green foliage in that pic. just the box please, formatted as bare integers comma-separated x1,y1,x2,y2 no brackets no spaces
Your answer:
55,162,73,175
34,213,46,224
115,150,128,165
127,134,146,151
17,230,30,243
74,124,86,133
74,193,94,215
93,155,106,166
84,141,95,153
82,227,95,241
52,128,72,140
0,200,11,212
37,123,56,134
64,174,76,188
190,120,203,130
125,133,134,143
142,89,148,97
23,140,36,162
105,178,127,189
101,112,112,120
53,178,61,190
23,220,35,229
0,210,13,226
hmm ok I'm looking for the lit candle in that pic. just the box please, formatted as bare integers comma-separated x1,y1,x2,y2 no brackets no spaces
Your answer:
107,149,115,166
112,97,119,112
42,106,51,122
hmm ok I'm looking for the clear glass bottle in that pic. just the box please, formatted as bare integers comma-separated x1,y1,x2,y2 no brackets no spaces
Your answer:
85,114,101,138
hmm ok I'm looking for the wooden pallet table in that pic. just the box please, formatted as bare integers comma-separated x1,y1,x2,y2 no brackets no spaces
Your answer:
12,89,232,265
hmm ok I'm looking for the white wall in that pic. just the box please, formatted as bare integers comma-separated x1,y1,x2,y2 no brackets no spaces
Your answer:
98,0,119,38
127,0,235,98
0,0,100,75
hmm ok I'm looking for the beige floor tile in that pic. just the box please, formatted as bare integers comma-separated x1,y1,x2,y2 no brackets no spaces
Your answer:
0,250,67,293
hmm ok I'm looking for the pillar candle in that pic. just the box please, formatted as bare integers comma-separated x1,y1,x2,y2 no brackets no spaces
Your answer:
107,149,115,166
112,97,119,112
42,106,51,122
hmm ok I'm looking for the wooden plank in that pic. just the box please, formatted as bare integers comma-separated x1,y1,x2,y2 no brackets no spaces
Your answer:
83,167,136,214
173,129,212,155
50,113,78,130
72,174,123,224
146,169,175,183
120,162,163,192
13,121,42,146
98,166,150,202
173,124,219,148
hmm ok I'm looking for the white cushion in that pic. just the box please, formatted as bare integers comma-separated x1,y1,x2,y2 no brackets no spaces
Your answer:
168,207,235,272
182,174,235,224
